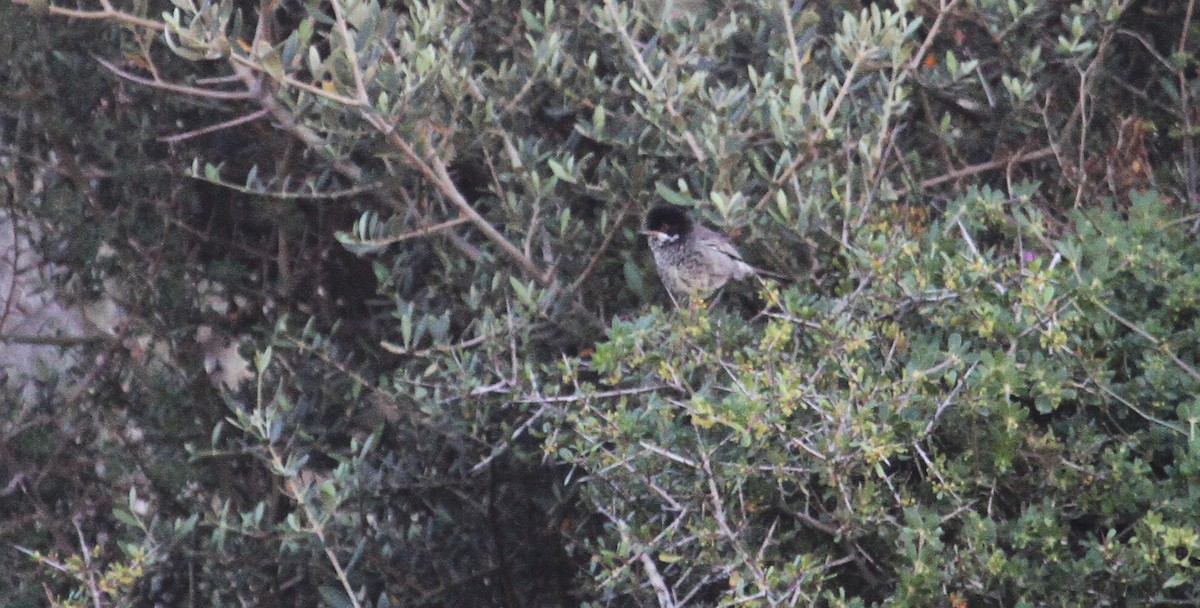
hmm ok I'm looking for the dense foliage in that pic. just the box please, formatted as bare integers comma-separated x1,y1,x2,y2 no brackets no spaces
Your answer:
2,0,1199,605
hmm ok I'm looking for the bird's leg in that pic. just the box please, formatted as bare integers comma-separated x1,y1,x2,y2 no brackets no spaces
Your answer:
667,289,682,309
705,287,726,312
749,276,784,322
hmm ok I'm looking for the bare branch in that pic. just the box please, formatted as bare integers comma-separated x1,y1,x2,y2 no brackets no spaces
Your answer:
375,125,552,284
778,0,808,90
95,55,254,100
897,146,1056,196
516,383,671,403
570,199,634,292
329,0,372,107
10,0,164,30
638,552,678,608
227,53,362,106
158,109,269,143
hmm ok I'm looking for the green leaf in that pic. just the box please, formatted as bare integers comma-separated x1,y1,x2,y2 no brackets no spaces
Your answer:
624,259,647,298
654,182,694,207
112,508,140,528
510,276,535,306
548,158,576,184
297,17,314,47
254,346,273,375
175,513,199,536
318,586,356,608
1163,573,1188,589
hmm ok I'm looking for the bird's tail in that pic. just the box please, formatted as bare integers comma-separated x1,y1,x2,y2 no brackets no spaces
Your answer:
752,267,791,282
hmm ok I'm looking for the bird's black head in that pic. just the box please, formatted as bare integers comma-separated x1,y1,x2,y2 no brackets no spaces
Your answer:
643,204,693,244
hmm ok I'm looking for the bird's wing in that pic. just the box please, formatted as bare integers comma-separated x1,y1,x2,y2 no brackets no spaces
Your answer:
696,227,757,279
696,226,743,260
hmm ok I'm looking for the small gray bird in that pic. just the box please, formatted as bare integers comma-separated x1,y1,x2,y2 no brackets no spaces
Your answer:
641,204,760,302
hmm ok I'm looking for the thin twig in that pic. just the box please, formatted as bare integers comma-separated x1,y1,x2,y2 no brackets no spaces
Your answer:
823,51,864,125
1085,298,1200,384
602,0,707,163
94,55,254,100
0,333,110,346
227,53,362,106
750,149,812,214
0,189,19,336
185,170,381,200
329,0,372,107
381,317,515,357
569,200,634,292
895,146,1056,196
639,441,699,468
905,0,962,72
355,216,471,249
272,450,363,608
1178,0,1198,209
158,109,269,143
516,383,670,403
10,0,164,30
778,0,808,90
923,361,978,434
638,552,677,608
1086,379,1187,436
72,520,104,608
470,404,551,474
379,126,550,283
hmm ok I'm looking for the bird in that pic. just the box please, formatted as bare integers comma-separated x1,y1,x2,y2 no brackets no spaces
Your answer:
641,204,766,302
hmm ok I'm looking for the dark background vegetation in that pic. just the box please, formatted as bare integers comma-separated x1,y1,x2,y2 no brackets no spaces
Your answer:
2,0,1199,605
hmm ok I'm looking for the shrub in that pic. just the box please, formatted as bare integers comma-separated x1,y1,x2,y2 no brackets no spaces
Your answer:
2,0,1198,605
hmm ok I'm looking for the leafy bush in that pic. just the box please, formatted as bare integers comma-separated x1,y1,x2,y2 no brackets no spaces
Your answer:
2,0,1199,605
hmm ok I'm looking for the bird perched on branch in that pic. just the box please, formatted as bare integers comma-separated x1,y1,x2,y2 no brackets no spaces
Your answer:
641,204,777,302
